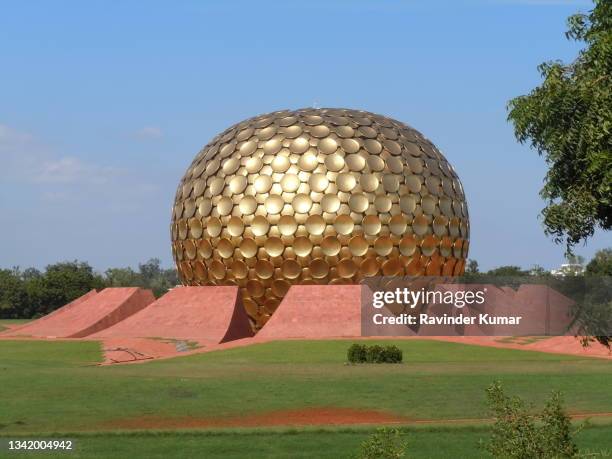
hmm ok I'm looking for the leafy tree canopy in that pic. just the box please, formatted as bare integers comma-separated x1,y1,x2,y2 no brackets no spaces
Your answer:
507,0,611,252
486,265,530,277
466,259,480,274
0,259,178,319
485,381,578,458
585,247,612,275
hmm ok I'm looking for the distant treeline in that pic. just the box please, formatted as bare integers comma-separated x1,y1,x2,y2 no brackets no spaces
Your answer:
0,249,609,320
0,259,178,319
463,249,611,278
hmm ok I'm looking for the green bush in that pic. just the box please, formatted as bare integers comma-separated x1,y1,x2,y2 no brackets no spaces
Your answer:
382,345,403,363
347,344,367,363
347,344,403,364
365,344,384,363
485,381,578,458
358,427,408,459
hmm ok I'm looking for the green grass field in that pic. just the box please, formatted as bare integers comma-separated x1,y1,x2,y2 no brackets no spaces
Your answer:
3,426,612,459
0,339,611,457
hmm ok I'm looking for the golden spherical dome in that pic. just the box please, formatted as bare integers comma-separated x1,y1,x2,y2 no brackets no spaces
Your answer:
171,108,469,329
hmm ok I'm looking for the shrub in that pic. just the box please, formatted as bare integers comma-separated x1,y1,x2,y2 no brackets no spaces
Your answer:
485,381,578,458
382,345,403,363
348,344,402,364
365,344,384,363
358,427,408,459
347,344,367,363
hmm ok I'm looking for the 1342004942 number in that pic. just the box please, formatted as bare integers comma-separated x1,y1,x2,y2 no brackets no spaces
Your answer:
4,439,74,451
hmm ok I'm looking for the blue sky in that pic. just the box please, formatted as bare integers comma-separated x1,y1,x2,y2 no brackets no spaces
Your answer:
1,0,609,272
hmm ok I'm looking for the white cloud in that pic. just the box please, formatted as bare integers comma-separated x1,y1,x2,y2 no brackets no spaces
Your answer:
0,122,163,189
0,124,32,145
0,123,160,214
0,123,121,186
135,126,163,140
34,157,121,185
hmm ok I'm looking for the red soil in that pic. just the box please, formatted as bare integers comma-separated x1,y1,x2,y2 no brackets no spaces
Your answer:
105,408,612,430
101,338,186,363
107,407,407,430
428,335,612,359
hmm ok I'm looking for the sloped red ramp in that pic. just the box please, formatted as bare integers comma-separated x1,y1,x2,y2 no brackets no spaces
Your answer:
4,288,154,338
256,285,365,339
91,286,253,344
1,289,98,336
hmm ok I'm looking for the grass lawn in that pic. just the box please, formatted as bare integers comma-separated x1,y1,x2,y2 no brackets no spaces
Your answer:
2,426,612,459
0,338,611,457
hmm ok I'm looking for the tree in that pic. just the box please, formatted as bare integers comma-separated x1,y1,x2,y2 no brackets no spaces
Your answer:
485,381,578,458
358,428,408,459
0,259,178,319
586,247,612,275
138,258,178,297
530,264,549,276
21,267,42,281
106,258,179,298
139,258,163,284
507,0,611,253
105,267,142,288
486,265,529,277
466,259,479,274
37,261,105,316
0,268,28,319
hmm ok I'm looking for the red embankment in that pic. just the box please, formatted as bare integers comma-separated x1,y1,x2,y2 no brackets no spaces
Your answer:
0,289,98,336
513,284,575,335
91,286,253,344
4,288,154,338
256,285,365,339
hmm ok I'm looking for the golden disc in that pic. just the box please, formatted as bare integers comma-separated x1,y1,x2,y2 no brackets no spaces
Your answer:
305,214,326,235
310,258,330,279
255,259,274,279
264,237,284,257
239,238,258,258
278,215,298,236
321,235,341,256
348,235,369,256
334,215,354,235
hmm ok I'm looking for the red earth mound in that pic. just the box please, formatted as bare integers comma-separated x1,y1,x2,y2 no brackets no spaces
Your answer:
3,288,154,338
256,285,365,339
0,290,97,336
91,286,253,344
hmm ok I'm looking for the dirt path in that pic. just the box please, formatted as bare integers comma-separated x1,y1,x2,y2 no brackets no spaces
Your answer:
106,407,406,430
104,408,612,430
426,335,611,359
